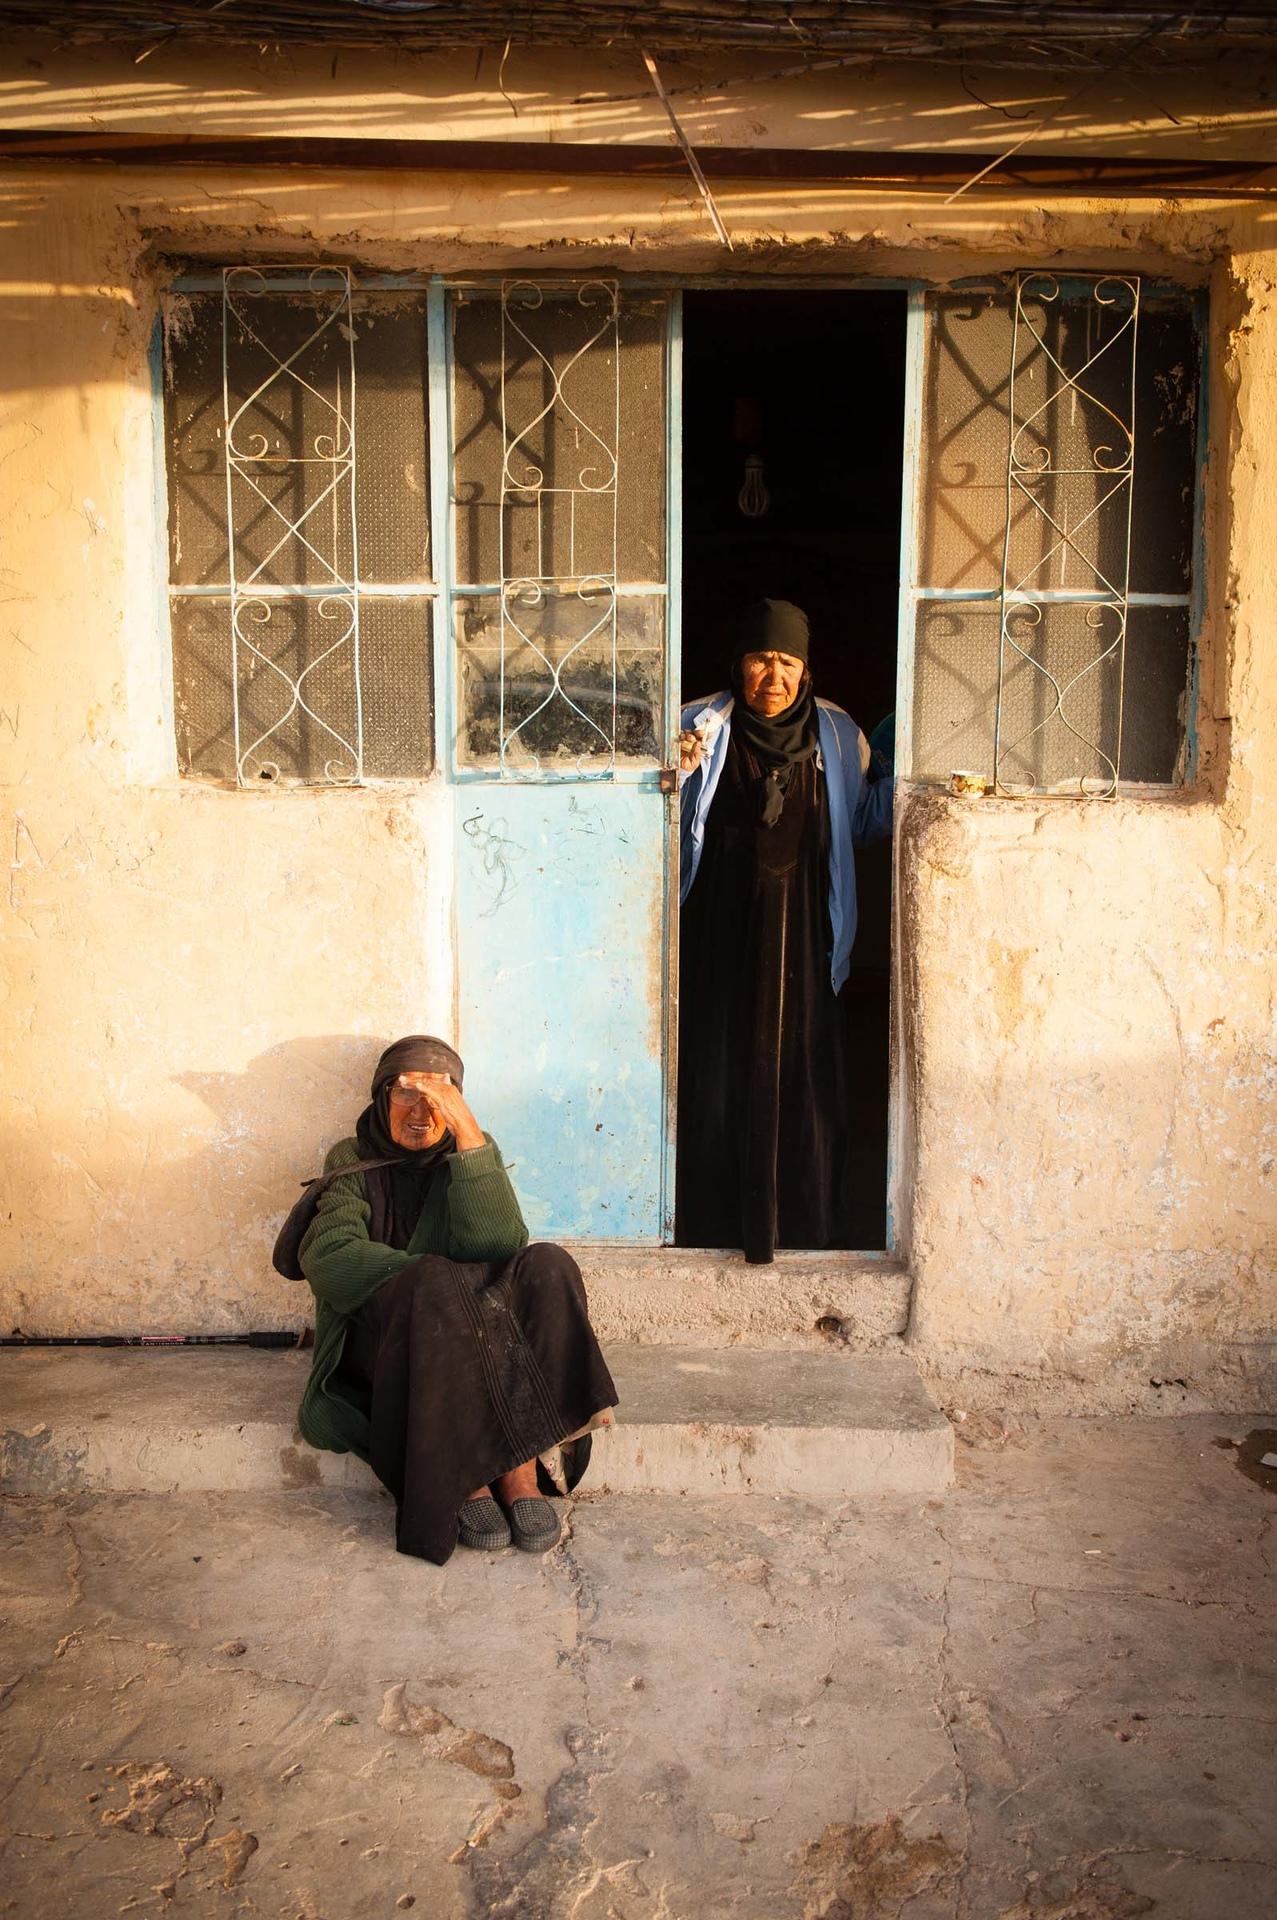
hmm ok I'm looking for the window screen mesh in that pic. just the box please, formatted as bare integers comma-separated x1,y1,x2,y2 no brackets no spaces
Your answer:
454,591,663,770
1121,605,1191,783
170,597,433,784
163,281,433,784
917,292,1013,596
995,601,1123,791
912,282,1200,789
911,600,1002,781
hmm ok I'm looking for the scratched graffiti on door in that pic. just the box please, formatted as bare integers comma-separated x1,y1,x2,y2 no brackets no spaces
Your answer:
460,811,526,918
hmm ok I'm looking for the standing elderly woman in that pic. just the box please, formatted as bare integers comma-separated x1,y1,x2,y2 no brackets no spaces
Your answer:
296,1035,616,1564
677,600,893,1265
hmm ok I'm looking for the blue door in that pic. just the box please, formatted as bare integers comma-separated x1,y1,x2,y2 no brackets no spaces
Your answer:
446,281,679,1239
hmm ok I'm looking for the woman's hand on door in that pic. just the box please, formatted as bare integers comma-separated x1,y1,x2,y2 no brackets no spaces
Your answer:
678,728,706,773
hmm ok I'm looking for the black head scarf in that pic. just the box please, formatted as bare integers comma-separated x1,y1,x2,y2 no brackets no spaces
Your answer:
730,599,818,828
355,1035,466,1250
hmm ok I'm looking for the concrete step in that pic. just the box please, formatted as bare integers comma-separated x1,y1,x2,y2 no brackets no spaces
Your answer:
0,1344,952,1500
569,1247,911,1349
591,1345,953,1495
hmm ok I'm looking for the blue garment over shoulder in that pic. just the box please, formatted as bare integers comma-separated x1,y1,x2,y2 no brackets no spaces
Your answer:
679,691,893,994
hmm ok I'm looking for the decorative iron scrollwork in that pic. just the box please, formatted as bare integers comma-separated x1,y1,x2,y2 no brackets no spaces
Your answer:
497,279,622,776
222,265,362,785
995,271,1141,797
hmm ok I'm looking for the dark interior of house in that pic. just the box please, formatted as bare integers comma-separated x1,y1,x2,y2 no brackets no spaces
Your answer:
679,289,906,1249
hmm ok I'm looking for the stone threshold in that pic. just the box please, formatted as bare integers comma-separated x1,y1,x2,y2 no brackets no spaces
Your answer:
0,1343,952,1500
565,1245,911,1349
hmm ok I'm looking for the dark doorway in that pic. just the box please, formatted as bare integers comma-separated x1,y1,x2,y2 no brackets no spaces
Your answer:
677,289,905,1251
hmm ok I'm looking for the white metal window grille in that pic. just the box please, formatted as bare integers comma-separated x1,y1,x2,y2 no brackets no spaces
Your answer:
163,267,434,785
450,279,669,778
904,272,1202,794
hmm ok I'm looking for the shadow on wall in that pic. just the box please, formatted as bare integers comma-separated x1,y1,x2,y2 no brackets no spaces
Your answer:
173,1029,386,1256
6,38,1277,151
5,1033,476,1335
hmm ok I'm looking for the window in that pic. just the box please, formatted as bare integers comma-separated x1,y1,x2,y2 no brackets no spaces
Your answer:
904,273,1203,794
162,266,1201,795
163,267,434,785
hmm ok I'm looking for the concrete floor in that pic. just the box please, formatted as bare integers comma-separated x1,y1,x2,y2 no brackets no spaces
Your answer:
1,1415,1274,1920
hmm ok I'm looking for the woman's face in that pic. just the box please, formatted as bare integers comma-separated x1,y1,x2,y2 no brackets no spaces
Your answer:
739,650,805,717
386,1072,451,1150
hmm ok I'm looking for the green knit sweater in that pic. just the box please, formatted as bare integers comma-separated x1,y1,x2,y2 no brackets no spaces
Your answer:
296,1133,529,1458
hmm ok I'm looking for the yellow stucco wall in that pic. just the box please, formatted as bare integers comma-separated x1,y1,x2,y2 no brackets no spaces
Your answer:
900,230,1277,1402
3,37,1274,161
1,44,1275,1395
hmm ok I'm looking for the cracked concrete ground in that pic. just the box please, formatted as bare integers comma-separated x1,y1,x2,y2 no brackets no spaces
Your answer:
1,1415,1273,1920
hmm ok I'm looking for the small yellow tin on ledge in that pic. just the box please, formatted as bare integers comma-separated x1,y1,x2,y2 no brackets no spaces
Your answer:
948,769,992,797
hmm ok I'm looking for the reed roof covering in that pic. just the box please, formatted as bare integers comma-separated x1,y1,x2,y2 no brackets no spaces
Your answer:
9,2,1277,69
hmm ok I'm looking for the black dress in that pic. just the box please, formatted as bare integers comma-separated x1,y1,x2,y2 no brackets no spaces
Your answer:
337,1178,616,1564
676,729,854,1262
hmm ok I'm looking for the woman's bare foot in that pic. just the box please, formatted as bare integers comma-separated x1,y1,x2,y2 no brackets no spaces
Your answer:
492,1459,539,1504
468,1483,493,1500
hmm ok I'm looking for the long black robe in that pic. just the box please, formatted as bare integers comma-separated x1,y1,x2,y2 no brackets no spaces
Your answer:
339,1240,614,1564
676,729,854,1262
336,1162,616,1564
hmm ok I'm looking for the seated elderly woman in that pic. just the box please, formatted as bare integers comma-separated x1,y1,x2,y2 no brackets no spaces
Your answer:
295,1035,617,1564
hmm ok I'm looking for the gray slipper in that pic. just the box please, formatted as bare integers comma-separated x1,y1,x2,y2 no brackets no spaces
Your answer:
507,1497,562,1554
458,1496,512,1552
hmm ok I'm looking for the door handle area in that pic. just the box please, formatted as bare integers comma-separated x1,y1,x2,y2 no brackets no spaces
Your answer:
658,766,680,794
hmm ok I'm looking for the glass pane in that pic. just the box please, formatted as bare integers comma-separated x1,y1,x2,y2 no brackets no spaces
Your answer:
911,599,1189,789
911,599,998,784
164,293,230,586
164,286,430,589
915,596,1114,792
358,599,435,779
918,291,1012,594
996,599,1123,792
1122,604,1191,782
171,595,433,783
454,590,663,771
452,289,667,586
171,592,237,781
350,292,431,585
1130,297,1200,597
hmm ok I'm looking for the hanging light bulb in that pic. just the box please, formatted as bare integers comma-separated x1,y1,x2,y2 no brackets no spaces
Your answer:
738,453,770,519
